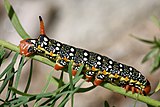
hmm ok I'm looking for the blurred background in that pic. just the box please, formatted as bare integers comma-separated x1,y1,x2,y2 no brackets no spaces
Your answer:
1,0,160,107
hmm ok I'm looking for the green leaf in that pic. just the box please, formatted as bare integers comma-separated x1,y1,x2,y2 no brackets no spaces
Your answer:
12,97,29,107
155,81,160,93
75,64,84,78
33,69,54,107
5,68,15,101
68,61,74,90
0,53,18,79
58,70,64,88
147,104,156,107
57,93,70,107
24,59,33,93
0,72,14,94
150,53,160,73
14,56,25,88
4,0,30,39
0,46,5,66
151,16,160,29
0,53,18,94
68,62,74,107
57,81,84,107
130,34,154,44
9,87,34,96
154,37,160,47
77,85,96,93
142,48,159,63
8,96,28,105
12,56,25,99
51,76,62,87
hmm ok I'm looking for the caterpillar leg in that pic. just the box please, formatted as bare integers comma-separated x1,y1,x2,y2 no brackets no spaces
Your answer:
72,69,77,76
123,85,143,95
84,66,99,82
54,63,64,70
54,58,68,70
85,70,96,82
94,73,105,86
71,64,81,76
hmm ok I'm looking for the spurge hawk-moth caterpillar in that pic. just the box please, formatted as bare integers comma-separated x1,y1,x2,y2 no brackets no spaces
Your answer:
19,16,151,96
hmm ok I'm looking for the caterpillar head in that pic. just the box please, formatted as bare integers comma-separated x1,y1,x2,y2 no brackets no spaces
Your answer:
19,39,37,56
20,16,46,56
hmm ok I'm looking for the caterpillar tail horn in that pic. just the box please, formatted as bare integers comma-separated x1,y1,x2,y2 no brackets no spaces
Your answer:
39,16,46,35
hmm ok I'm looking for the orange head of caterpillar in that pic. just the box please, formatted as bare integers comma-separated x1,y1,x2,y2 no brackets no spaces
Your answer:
19,39,37,56
142,79,151,95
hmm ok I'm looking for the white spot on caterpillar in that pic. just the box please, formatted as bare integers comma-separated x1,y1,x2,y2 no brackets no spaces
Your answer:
84,52,88,56
83,57,88,61
119,64,123,67
56,47,59,50
138,72,141,77
108,65,112,69
43,42,47,45
41,43,43,47
69,53,74,56
97,61,101,65
109,60,113,64
99,74,104,79
97,56,101,60
120,68,123,71
44,37,48,41
129,67,133,71
105,67,108,71
31,40,36,44
57,43,61,47
70,48,74,52
52,49,55,53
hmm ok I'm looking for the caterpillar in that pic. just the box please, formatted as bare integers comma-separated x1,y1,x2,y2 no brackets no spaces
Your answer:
19,16,151,95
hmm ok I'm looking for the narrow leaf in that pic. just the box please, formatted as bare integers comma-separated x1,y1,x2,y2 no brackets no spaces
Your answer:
151,16,160,29
5,68,15,101
58,70,64,88
33,69,54,107
155,81,160,93
0,53,18,94
68,61,74,107
0,72,14,94
9,87,34,96
51,76,62,87
0,53,18,79
77,85,96,93
14,56,25,88
142,48,159,63
75,64,84,78
24,59,33,93
4,0,30,39
130,34,154,44
12,56,25,98
150,54,160,73
0,46,5,66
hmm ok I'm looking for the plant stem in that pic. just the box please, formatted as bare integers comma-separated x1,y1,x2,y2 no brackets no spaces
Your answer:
0,39,160,107
0,39,55,67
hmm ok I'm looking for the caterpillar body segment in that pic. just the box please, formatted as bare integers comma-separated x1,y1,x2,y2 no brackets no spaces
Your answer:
19,16,151,96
